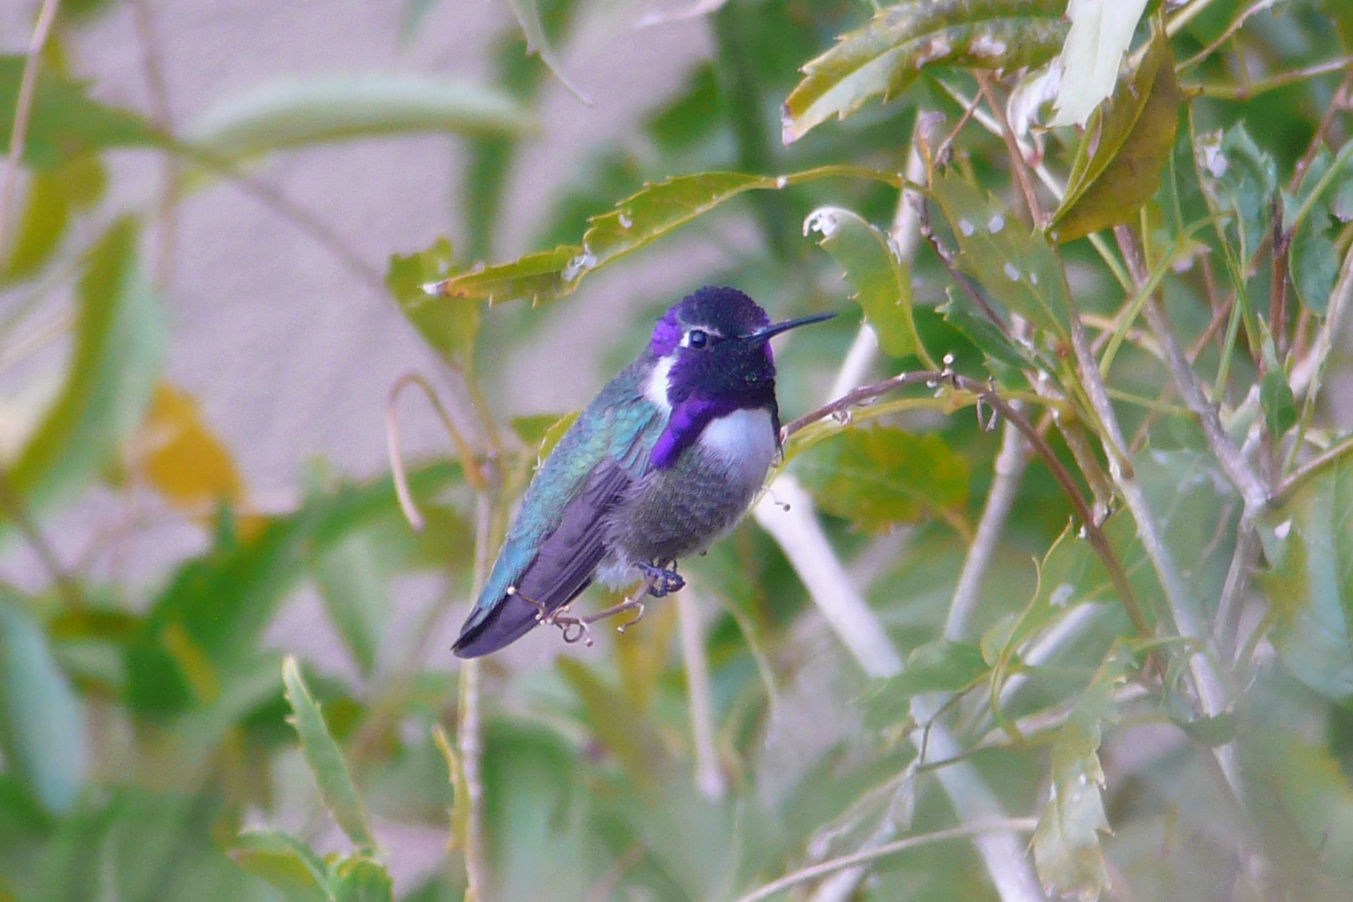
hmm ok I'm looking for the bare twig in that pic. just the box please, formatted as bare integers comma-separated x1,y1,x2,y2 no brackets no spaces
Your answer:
1274,432,1353,501
944,414,1029,640
459,488,496,902
677,587,725,800
0,0,60,252
0,466,86,610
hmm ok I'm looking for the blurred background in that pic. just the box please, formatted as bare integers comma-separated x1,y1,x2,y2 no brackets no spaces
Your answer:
5,1,1353,900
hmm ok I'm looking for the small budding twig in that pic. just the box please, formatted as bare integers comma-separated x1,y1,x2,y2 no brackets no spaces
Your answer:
533,571,663,646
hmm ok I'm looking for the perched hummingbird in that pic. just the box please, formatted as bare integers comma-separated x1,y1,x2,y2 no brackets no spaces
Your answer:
452,286,833,657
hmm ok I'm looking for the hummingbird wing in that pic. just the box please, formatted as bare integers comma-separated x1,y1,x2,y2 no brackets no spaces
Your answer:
453,380,663,657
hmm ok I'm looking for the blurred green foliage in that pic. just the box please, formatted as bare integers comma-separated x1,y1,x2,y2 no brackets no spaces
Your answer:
4,1,1353,901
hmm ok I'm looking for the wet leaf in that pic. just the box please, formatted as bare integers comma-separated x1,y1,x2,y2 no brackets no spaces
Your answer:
230,829,330,902
796,426,968,533
0,595,86,815
186,74,534,160
6,217,167,517
0,56,158,168
387,237,480,369
282,656,374,850
782,0,1067,144
803,205,924,360
1032,644,1132,900
1258,456,1353,703
931,171,1070,340
139,382,245,513
1049,30,1180,243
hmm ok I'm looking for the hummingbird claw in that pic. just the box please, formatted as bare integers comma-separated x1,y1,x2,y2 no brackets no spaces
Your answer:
615,602,646,633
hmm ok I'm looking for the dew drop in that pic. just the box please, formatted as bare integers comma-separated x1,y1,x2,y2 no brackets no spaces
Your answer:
987,213,1005,233
775,175,789,189
958,219,976,236
1003,262,1020,281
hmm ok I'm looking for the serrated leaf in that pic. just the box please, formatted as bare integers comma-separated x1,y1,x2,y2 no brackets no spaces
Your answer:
1048,0,1150,127
0,595,86,815
931,171,1070,339
1258,456,1353,702
803,205,924,360
387,237,480,368
861,639,988,729
0,56,158,168
6,217,166,517
1032,644,1132,900
139,381,245,512
796,426,968,533
426,166,899,305
328,855,394,902
1194,124,1276,263
1049,29,1180,243
230,829,331,902
186,74,534,160
282,656,374,849
782,0,1067,143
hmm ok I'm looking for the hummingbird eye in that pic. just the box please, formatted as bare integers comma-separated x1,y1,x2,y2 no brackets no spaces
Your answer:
687,329,708,348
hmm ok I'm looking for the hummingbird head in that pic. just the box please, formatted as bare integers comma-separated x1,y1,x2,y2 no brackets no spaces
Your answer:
644,286,834,467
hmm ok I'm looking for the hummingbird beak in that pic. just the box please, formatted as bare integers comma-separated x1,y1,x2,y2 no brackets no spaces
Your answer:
742,310,836,342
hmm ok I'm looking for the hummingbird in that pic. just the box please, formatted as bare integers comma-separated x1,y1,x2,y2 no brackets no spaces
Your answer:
452,286,834,657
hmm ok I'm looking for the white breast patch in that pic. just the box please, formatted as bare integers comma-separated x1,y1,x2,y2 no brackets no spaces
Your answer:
698,407,776,484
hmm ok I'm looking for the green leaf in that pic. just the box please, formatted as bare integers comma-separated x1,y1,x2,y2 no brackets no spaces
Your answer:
930,171,1070,340
282,656,374,850
1032,643,1133,900
6,217,166,517
1286,146,1353,315
782,0,1067,144
185,73,535,160
312,534,387,677
861,639,988,730
426,165,899,305
0,596,86,815
230,829,331,902
504,0,589,103
0,56,158,168
386,237,480,369
1261,370,1297,439
1194,123,1276,264
1,156,106,283
1258,457,1353,703
803,205,925,360
1048,29,1180,243
328,855,394,902
796,426,968,533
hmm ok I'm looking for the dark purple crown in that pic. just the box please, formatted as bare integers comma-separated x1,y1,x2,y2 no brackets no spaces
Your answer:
649,286,771,356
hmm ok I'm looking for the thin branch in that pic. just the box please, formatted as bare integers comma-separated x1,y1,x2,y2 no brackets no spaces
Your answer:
1189,56,1353,101
0,466,86,610
386,372,487,533
1274,432,1353,501
974,73,1042,228
0,0,60,252
676,586,725,800
944,414,1030,640
459,488,495,902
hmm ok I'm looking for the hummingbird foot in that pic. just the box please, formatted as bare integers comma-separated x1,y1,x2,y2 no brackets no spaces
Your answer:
636,560,685,597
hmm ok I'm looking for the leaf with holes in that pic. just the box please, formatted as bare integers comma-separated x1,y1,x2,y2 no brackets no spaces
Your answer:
803,205,924,360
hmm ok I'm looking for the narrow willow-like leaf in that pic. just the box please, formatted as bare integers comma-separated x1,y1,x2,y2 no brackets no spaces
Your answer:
803,205,926,361
1032,644,1132,900
1049,30,1180,243
796,426,968,533
930,172,1070,340
282,656,375,850
427,166,900,305
782,0,1067,144
1258,456,1353,703
0,596,87,815
186,74,535,160
230,829,331,902
7,217,167,517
